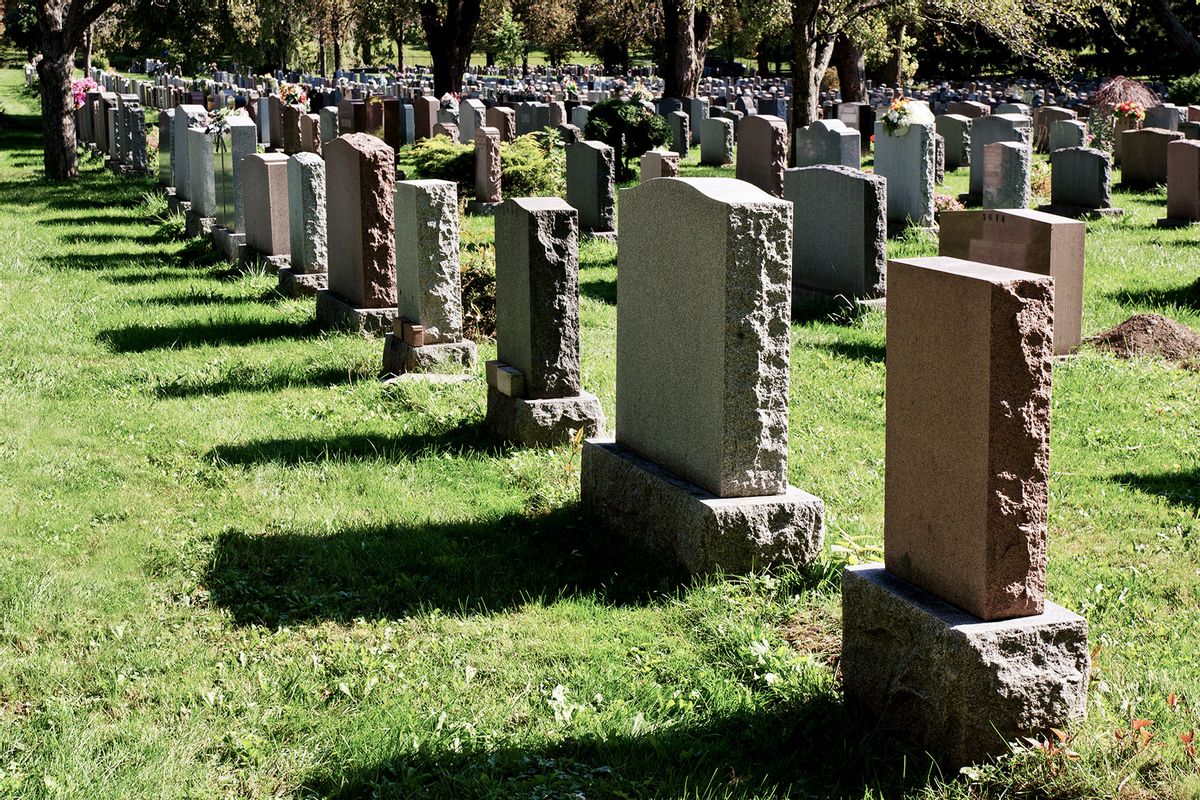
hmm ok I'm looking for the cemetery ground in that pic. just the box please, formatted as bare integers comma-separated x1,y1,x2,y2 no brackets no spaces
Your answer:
1,70,1199,799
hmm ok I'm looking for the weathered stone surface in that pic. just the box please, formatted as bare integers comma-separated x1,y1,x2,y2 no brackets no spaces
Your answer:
784,165,886,299
433,121,459,142
947,100,989,118
315,291,394,334
394,179,463,343
186,128,216,218
735,114,788,197
172,104,207,200
874,120,936,229
1032,106,1077,152
323,133,397,309
885,256,1053,620
566,140,616,234
939,209,1085,355
699,116,734,166
639,149,680,181
300,112,322,155
842,564,1090,768
381,336,476,376
287,152,328,275
1120,128,1182,187
1166,139,1200,221
795,119,860,168
494,197,581,399
617,178,792,498
969,114,1032,197
982,141,1031,210
242,153,290,257
485,387,604,446
1048,147,1114,212
667,110,690,157
1048,120,1087,152
581,439,824,574
486,106,516,141
281,103,304,154
319,106,339,144
474,126,501,203
459,98,485,144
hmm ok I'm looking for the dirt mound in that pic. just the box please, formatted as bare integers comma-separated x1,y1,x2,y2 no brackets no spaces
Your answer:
1088,314,1200,368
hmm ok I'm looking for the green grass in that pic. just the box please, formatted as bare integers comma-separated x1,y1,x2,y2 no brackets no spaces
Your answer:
1,67,1199,798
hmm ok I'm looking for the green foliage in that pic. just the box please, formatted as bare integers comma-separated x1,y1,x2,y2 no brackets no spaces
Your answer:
409,132,564,198
584,97,670,180
1170,73,1200,106
409,134,475,187
492,8,527,68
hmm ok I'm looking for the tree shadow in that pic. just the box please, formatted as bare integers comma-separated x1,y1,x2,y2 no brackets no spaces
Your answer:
136,287,280,309
96,317,319,352
1109,277,1200,312
1112,467,1200,513
300,695,945,798
580,276,616,305
155,364,371,399
62,231,161,245
45,250,174,272
204,505,689,627
791,294,876,327
814,340,887,363
103,267,207,285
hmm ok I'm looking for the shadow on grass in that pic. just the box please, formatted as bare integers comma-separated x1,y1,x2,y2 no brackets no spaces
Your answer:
1113,467,1200,513
815,340,886,363
207,421,498,466
62,231,161,245
791,294,875,327
580,276,616,305
103,267,208,285
45,250,175,272
205,505,691,626
155,364,366,398
96,317,319,352
300,696,945,799
1109,277,1200,312
136,287,279,309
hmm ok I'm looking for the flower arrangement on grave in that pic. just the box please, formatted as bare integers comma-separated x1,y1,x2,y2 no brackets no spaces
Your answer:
440,91,461,111
880,97,913,136
627,79,653,104
1112,101,1145,123
71,77,99,110
204,106,246,150
279,81,307,107
562,77,578,96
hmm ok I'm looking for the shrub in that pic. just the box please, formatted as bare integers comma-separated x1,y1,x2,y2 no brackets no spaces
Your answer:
409,134,474,188
1170,73,1200,106
409,132,564,199
460,238,496,341
584,98,670,180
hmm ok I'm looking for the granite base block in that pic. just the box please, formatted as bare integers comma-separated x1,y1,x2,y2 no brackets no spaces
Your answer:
238,250,290,274
580,439,824,574
841,564,1090,768
315,290,395,335
582,229,618,244
277,267,328,297
168,196,191,216
1038,204,1125,220
484,385,605,447
381,334,477,375
211,227,246,262
184,210,215,238
1154,216,1199,228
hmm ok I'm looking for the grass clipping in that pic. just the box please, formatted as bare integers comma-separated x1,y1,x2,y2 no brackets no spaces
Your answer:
1089,313,1200,369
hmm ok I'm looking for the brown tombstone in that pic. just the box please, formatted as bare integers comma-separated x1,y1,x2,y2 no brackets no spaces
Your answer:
475,126,502,204
734,114,788,197
337,98,356,134
300,113,322,155
1166,139,1200,221
433,121,459,141
242,153,291,256
1120,127,1182,187
414,96,439,140
353,98,383,138
885,256,1053,622
486,106,517,142
939,209,1084,355
324,133,397,309
281,103,304,154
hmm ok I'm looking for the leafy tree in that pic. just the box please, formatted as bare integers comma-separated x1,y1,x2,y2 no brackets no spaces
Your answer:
584,97,670,180
491,8,525,68
574,0,656,71
3,0,40,58
418,0,483,94
513,0,575,65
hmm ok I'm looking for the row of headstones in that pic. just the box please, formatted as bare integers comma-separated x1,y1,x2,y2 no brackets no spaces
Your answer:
77,89,150,175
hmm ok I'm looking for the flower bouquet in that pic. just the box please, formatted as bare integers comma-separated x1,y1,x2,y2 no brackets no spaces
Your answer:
279,81,307,107
880,97,913,136
1112,101,1145,124
628,79,652,104
71,77,100,110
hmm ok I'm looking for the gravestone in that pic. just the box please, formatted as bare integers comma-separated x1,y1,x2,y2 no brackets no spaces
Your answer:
319,106,339,144
241,153,291,269
486,106,516,141
735,114,788,197
935,114,970,169
172,104,208,207
1042,147,1120,218
1032,106,1076,152
940,209,1086,355
316,134,398,333
279,152,328,297
485,197,604,446
1048,120,1086,151
570,105,591,132
947,100,989,118
565,140,617,240
981,141,1030,210
668,110,690,157
414,96,439,140
995,102,1030,116
784,166,886,300
842,255,1089,767
1119,127,1182,188
1145,104,1185,132
211,114,259,261
468,125,502,215
185,127,217,237
639,149,680,181
299,113,322,154
157,108,175,186
581,177,824,572
837,102,875,154
687,97,708,146
795,119,859,168
969,114,1032,199
874,119,936,229
699,116,734,166
1112,116,1140,165
1159,139,1200,226
383,180,477,374
281,103,304,154
459,98,486,144
433,122,459,141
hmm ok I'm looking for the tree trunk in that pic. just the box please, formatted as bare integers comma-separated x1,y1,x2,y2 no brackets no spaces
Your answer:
38,36,78,180
361,37,373,66
880,21,905,87
662,0,703,98
420,0,483,95
1149,0,1200,69
833,35,864,101
333,13,343,71
756,36,770,75
397,36,406,69
83,26,93,73
318,37,327,75
789,0,837,163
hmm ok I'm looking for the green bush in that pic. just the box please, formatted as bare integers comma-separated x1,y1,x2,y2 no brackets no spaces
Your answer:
1170,73,1200,106
409,134,474,188
408,132,564,199
584,98,671,180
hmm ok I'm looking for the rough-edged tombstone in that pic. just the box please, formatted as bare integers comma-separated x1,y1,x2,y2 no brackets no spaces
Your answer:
935,114,971,169
486,106,516,142
969,114,1032,198
933,133,946,184
581,177,824,573
468,125,502,215
241,153,291,269
281,103,304,154
939,209,1085,355
158,108,176,186
316,133,397,333
795,119,860,168
319,106,340,144
383,180,477,374
874,119,936,229
699,116,734,166
279,152,328,297
566,140,617,240
432,121,459,141
459,97,486,144
556,123,582,145
1041,147,1119,219
1160,139,1200,226
735,114,788,197
640,149,680,181
668,110,690,157
1032,106,1076,152
981,141,1030,210
548,101,566,128
784,165,886,300
1120,127,1183,188
485,198,605,446
1048,120,1086,152
842,255,1089,768
300,113,322,155
687,97,708,146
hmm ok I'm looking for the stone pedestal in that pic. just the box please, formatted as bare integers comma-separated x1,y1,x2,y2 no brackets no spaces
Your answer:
581,439,823,574
841,564,1089,768
485,383,604,447
212,226,246,262
382,335,476,375
315,290,395,333
277,267,328,297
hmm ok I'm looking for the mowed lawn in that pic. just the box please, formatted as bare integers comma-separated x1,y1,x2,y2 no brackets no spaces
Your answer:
0,67,1198,799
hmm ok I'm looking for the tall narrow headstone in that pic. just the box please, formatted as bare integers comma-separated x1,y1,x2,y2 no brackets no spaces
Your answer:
981,141,1031,210
969,114,1032,198
874,119,936,229
700,116,734,166
469,126,502,214
935,114,970,169
279,152,329,297
735,114,788,197
241,153,291,268
1160,139,1200,225
185,127,217,236
566,140,617,239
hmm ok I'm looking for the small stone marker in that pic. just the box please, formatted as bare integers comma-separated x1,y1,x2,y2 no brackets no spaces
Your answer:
667,110,689,157
969,114,1032,198
699,116,734,166
795,119,860,168
1120,127,1183,187
485,197,604,446
874,118,936,229
316,133,397,333
735,114,788,197
383,179,477,374
565,140,617,240
242,153,291,266
842,255,1089,767
1160,139,1200,226
581,177,824,573
639,149,680,181
939,209,1085,355
1048,119,1086,151
981,141,1030,210
784,165,886,300
469,125,502,214
279,152,328,297
1043,147,1120,218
